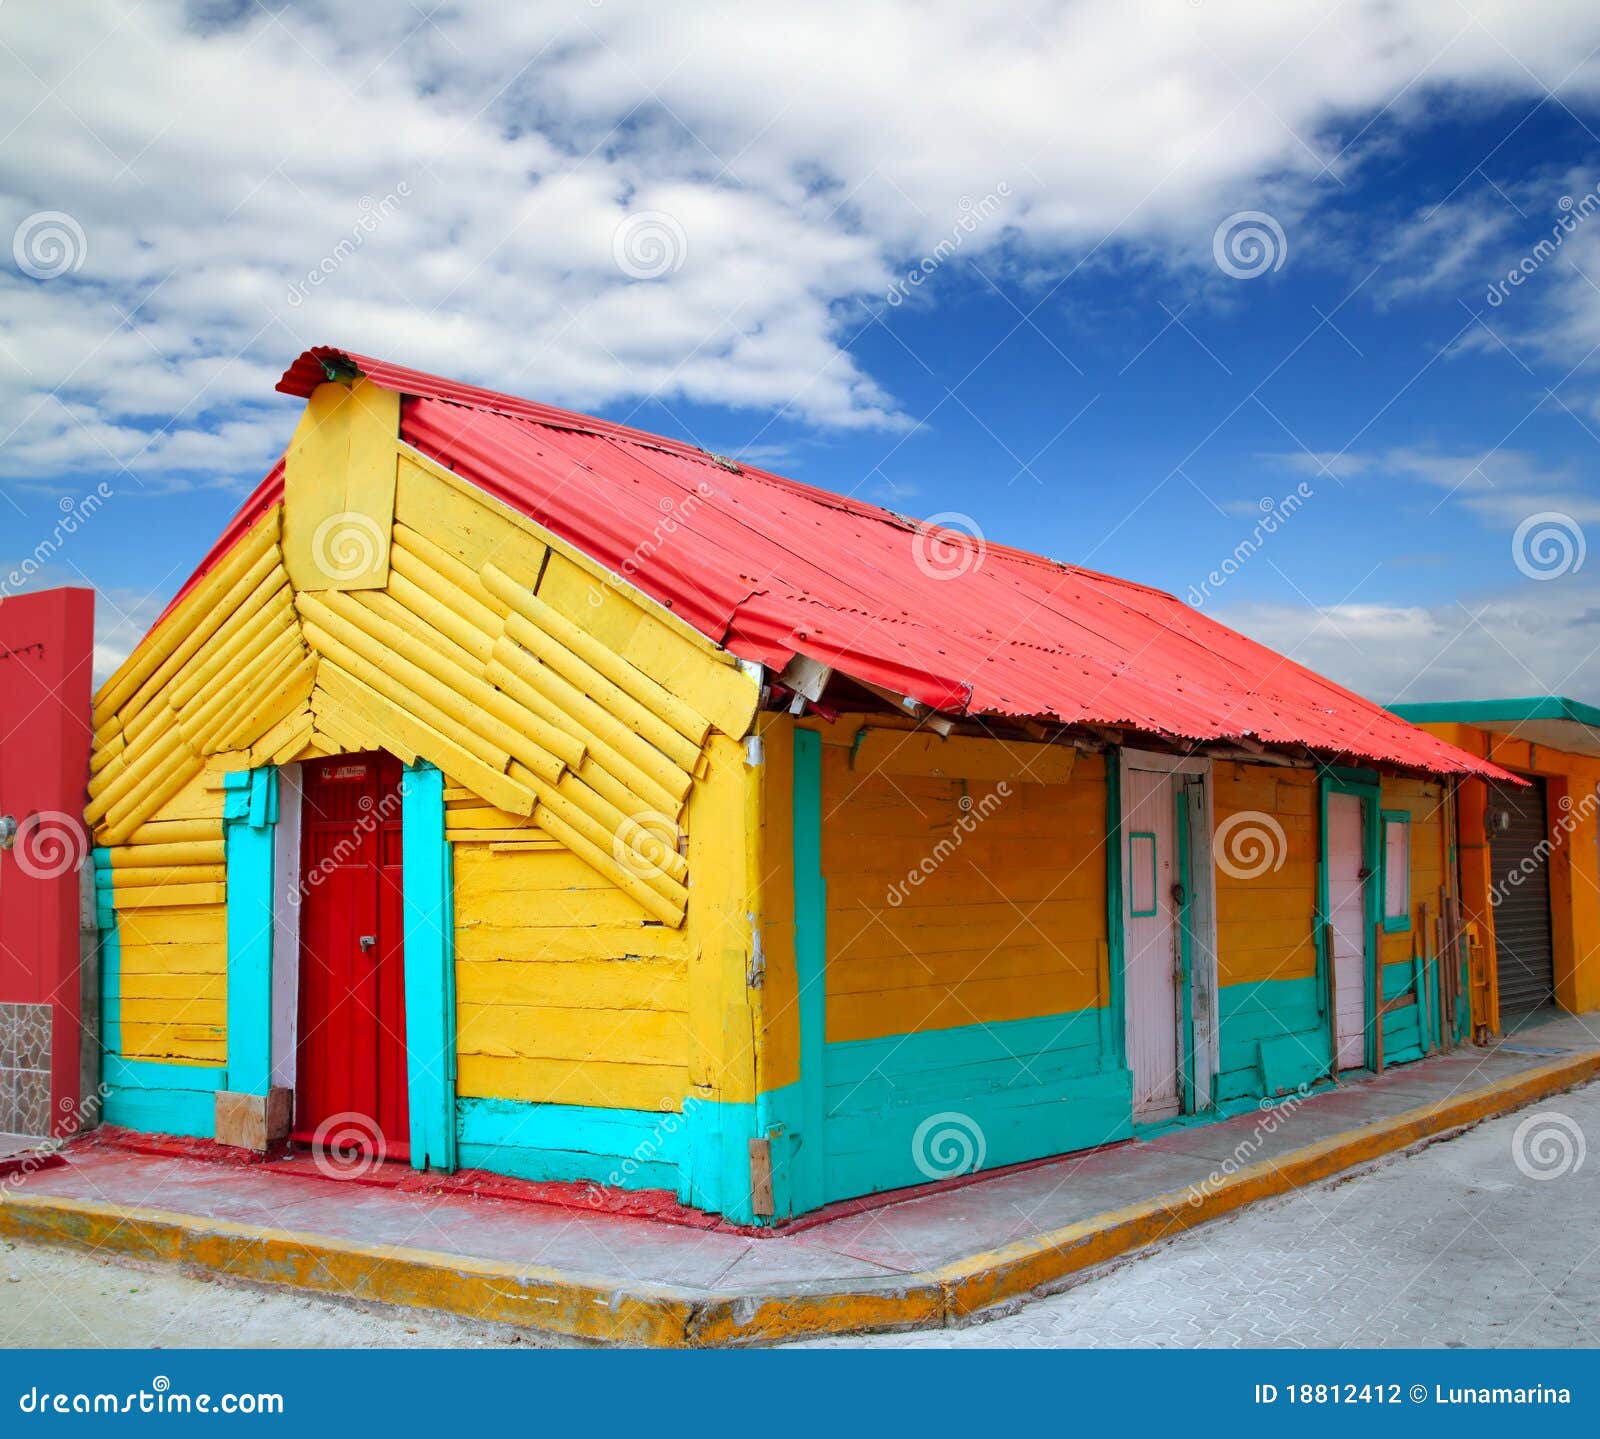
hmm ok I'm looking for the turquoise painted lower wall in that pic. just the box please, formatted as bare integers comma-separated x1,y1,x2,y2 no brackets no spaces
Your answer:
820,1008,1132,1204
1217,977,1327,1101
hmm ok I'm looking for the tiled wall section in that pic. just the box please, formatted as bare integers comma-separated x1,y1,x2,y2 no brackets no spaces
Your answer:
0,1003,52,1136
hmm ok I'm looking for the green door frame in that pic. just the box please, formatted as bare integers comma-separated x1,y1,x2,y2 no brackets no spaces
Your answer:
1316,767,1382,1073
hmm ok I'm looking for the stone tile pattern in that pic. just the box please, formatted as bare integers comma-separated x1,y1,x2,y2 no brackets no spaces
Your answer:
0,1002,52,1137
796,1073,1600,1349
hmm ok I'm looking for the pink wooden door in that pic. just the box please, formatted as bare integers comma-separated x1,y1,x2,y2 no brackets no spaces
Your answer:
1125,767,1180,1120
1327,792,1368,1070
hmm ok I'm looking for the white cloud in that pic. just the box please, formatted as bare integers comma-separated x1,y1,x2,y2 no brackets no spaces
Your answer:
1218,586,1600,704
4,0,1600,489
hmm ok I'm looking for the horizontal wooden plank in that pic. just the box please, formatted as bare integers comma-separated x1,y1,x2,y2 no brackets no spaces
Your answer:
456,1003,689,1066
455,957,686,1012
455,1054,688,1111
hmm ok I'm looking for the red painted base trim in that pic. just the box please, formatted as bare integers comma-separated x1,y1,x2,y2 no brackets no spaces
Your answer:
0,1149,67,1182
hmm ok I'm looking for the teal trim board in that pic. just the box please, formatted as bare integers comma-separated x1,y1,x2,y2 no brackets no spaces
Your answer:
1389,694,1600,729
1216,977,1326,1101
1128,831,1157,918
1380,809,1412,934
788,727,827,1219
1104,748,1126,1068
223,767,277,1097
91,848,120,1059
820,1008,1130,1203
400,761,457,1173
456,1096,683,1191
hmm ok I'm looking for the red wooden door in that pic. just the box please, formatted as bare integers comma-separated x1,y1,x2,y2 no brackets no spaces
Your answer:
294,753,409,1162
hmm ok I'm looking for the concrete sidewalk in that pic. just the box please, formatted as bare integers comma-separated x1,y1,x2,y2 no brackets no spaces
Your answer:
2,1012,1597,1347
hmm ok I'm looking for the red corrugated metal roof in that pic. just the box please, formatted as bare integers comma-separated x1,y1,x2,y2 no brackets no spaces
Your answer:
170,345,1510,780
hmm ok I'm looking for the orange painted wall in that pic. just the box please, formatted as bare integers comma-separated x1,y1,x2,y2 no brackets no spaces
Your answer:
1410,722,1600,1020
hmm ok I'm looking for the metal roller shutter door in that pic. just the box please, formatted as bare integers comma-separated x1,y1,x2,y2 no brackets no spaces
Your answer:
1487,776,1557,1016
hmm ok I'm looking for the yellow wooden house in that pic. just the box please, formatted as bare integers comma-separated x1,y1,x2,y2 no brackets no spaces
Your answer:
86,347,1510,1223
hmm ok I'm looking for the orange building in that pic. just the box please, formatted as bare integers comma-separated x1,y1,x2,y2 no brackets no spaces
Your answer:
1390,698,1600,1035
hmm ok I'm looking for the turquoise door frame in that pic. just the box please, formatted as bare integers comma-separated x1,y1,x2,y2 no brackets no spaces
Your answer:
399,760,457,1172
219,758,456,1169
788,727,827,1217
1316,767,1382,1073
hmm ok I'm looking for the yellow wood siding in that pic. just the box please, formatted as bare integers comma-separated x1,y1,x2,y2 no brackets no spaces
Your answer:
89,375,765,1115
813,718,1105,1042
1214,764,1317,987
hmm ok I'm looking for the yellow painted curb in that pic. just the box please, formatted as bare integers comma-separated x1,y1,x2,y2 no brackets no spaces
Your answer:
2,1049,1596,1347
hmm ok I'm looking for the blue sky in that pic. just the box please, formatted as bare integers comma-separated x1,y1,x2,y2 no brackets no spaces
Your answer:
6,2,1600,701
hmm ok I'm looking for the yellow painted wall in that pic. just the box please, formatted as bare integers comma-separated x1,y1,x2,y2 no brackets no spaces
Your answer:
108,773,229,1066
1213,764,1317,987
89,377,765,1113
804,715,1103,1044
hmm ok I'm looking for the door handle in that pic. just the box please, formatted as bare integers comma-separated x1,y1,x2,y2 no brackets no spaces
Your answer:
1171,882,1186,907
359,935,377,952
